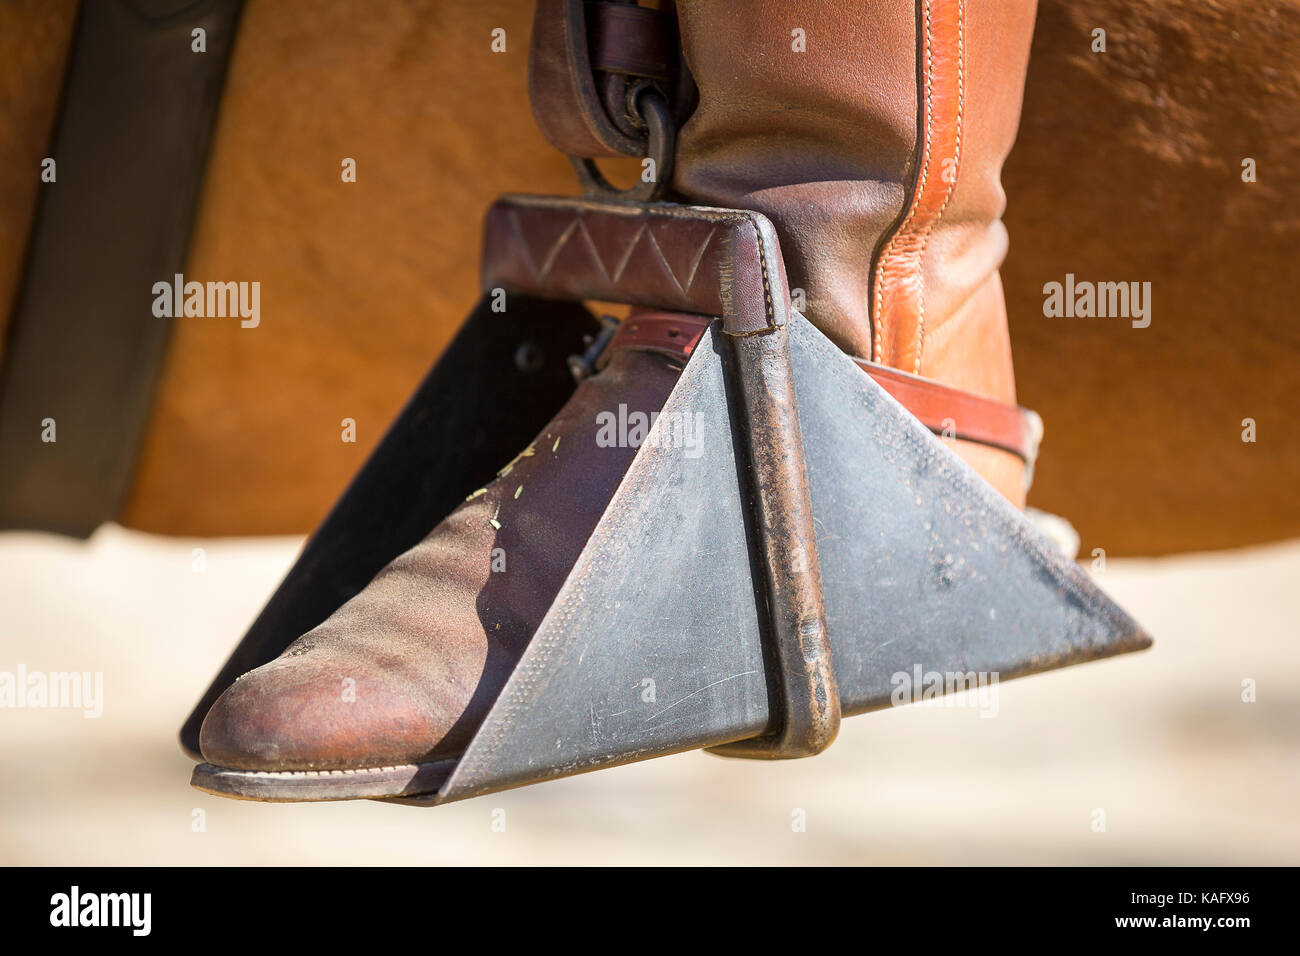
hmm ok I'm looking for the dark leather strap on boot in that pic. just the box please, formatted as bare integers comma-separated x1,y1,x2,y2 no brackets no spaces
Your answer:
529,0,681,159
529,1,694,201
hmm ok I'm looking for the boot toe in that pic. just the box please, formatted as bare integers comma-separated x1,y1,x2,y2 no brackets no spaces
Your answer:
198,650,453,772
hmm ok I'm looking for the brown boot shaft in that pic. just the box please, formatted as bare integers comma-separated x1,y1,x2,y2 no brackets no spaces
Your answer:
672,1,1037,501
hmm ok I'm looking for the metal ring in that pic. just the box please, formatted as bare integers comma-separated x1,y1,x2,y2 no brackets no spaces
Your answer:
569,85,675,202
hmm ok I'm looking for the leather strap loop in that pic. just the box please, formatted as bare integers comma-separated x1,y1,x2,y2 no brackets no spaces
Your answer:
528,0,675,159
589,2,672,79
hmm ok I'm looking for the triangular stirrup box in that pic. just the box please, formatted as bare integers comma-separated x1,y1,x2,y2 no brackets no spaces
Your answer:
186,194,1151,804
394,195,1151,805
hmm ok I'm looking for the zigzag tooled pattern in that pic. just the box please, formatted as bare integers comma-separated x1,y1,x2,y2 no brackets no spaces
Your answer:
482,196,788,335
501,209,722,299
502,207,722,302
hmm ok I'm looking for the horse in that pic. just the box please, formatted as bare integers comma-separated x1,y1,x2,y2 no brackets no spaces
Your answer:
1,0,1296,556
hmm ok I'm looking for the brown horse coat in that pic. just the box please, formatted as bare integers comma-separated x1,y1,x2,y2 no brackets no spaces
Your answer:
2,0,1296,555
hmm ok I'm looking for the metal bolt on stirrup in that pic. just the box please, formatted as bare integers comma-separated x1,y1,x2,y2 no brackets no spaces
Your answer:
567,315,620,382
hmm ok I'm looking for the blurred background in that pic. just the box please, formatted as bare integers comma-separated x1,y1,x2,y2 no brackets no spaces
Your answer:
2,527,1296,864
1,0,1297,863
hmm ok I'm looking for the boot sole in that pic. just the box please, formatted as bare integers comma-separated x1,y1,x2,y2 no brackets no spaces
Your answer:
190,759,456,802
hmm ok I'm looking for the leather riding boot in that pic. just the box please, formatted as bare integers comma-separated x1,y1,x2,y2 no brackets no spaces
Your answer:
672,0,1037,505
199,341,681,773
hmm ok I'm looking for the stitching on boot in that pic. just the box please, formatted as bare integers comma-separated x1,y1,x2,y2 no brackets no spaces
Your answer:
871,0,966,374
914,0,964,374
872,0,934,365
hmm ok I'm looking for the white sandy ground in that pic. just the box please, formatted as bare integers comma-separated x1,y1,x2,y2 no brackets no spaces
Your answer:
0,524,1296,865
